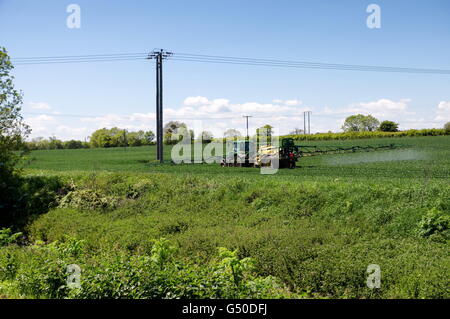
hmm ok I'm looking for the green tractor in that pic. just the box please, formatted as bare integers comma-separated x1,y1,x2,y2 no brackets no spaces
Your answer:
256,138,301,169
221,138,301,169
219,137,400,169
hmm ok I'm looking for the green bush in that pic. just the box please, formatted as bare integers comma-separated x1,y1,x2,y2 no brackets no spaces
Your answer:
282,128,448,141
14,238,85,298
59,189,120,211
444,122,450,134
379,121,399,132
0,251,19,281
0,175,64,228
4,172,450,299
0,228,22,247
7,238,290,299
418,208,450,238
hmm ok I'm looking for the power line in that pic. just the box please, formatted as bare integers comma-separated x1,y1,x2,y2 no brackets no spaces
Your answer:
14,52,147,60
11,51,450,74
21,111,347,120
169,56,450,74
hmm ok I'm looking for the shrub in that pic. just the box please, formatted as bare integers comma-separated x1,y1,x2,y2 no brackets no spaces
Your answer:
59,189,120,211
444,122,450,134
0,228,22,247
282,128,448,141
0,252,19,281
0,175,64,228
379,121,399,132
418,208,450,238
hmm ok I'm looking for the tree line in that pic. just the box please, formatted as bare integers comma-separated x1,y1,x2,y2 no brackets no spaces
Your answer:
25,115,450,150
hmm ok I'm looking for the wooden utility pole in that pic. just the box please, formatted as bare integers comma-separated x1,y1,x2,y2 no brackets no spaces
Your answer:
243,115,252,140
148,49,172,163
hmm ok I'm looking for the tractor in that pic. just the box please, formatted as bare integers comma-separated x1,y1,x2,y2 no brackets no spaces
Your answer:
221,138,301,169
220,137,399,169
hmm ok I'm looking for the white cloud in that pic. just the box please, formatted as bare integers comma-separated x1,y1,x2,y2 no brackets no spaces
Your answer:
435,101,450,122
272,99,302,106
29,102,51,110
25,114,56,136
345,98,412,117
183,96,210,106
437,101,450,112
23,96,444,141
285,99,302,106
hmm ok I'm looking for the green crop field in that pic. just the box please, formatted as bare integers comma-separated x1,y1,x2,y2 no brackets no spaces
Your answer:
1,135,449,299
25,136,450,179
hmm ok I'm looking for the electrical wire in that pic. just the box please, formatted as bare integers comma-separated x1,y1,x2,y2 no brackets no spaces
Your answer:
11,51,450,74
23,111,342,120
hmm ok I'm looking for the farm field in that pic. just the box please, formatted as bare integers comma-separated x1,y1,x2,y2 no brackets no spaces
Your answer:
1,135,449,299
24,136,450,180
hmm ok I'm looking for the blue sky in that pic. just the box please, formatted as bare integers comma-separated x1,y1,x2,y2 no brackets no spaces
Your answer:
1,0,449,139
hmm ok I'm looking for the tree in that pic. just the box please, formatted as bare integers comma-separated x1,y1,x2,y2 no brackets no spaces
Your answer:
289,128,304,135
199,131,213,143
90,128,113,147
0,47,31,226
48,136,63,149
163,121,189,144
143,130,155,145
90,128,155,148
342,114,380,132
444,122,450,134
127,131,142,147
256,124,273,146
379,120,399,132
223,129,242,140
0,47,30,166
63,140,84,149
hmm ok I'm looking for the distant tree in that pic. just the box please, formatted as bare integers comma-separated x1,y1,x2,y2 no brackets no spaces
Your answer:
289,128,304,135
342,114,380,132
256,124,273,145
48,136,63,149
127,131,142,147
256,125,273,137
90,128,155,148
223,128,242,140
379,120,399,132
63,140,84,149
199,131,213,143
444,122,450,134
109,127,127,147
163,121,190,144
90,128,113,147
143,130,155,144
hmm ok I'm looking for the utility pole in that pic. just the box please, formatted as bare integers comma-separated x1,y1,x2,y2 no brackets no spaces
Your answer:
148,49,172,163
303,111,312,134
303,112,306,135
243,115,252,140
307,111,311,134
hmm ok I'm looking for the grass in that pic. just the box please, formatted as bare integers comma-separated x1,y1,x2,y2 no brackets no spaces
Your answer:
1,135,448,298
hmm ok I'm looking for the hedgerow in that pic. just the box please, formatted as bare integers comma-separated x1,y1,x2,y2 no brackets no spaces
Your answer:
282,128,448,141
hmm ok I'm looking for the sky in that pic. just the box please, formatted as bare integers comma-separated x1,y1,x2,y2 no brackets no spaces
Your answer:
1,0,449,140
